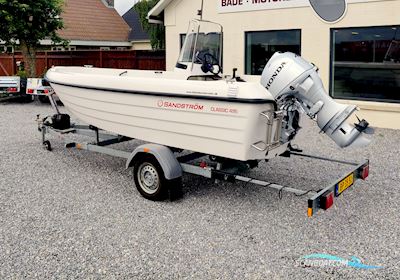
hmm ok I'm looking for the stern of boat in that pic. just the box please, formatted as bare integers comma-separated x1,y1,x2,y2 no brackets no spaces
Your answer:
242,103,293,161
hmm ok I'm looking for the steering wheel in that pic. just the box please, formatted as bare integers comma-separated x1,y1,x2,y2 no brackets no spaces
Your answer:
196,52,221,75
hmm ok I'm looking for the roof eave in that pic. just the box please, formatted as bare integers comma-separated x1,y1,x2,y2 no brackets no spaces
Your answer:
147,0,173,23
40,39,132,47
131,39,151,43
148,15,164,24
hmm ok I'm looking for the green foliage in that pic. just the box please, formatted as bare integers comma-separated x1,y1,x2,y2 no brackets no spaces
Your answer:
16,70,27,79
0,0,65,46
0,0,66,76
134,0,165,50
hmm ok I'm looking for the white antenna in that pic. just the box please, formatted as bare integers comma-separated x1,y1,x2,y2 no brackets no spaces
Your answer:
197,0,204,20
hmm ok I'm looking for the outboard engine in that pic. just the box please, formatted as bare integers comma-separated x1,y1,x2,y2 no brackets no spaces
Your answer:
260,52,372,148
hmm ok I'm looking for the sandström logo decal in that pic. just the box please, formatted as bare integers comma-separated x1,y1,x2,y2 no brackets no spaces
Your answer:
298,253,383,270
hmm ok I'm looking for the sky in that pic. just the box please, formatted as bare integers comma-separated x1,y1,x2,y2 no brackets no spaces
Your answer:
114,0,139,16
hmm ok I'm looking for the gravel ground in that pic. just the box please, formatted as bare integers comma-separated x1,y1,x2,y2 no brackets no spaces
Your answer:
0,101,399,279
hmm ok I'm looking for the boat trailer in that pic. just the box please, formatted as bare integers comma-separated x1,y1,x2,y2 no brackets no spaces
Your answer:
37,111,369,217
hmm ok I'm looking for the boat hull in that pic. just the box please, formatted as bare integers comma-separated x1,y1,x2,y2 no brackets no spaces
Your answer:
51,83,287,161
46,66,288,161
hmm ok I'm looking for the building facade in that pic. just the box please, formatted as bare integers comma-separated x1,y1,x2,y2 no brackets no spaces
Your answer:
149,0,400,129
123,7,152,50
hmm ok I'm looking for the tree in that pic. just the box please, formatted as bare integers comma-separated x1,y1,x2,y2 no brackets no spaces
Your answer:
134,0,165,50
0,0,65,77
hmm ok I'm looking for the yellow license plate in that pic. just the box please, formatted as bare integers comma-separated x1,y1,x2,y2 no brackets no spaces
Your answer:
336,173,354,196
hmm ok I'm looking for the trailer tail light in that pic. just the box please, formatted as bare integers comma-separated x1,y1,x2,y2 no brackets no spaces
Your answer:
320,190,334,210
27,89,34,94
307,207,313,217
360,164,369,180
44,89,49,94
7,87,17,92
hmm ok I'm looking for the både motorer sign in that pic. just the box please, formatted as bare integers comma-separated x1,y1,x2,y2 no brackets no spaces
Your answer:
218,0,386,13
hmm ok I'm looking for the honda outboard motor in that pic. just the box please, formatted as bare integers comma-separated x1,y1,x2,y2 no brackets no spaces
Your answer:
260,52,372,148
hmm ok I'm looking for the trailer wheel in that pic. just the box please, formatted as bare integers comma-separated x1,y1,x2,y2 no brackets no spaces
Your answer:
43,140,52,151
21,94,34,103
133,155,169,201
38,95,49,103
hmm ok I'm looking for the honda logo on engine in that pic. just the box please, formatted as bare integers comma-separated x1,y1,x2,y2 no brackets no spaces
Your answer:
265,62,286,90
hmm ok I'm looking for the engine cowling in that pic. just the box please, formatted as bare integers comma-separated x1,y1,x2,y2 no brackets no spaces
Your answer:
260,52,371,148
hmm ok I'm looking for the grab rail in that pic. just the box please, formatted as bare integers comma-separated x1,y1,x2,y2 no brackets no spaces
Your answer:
252,110,283,152
251,141,268,151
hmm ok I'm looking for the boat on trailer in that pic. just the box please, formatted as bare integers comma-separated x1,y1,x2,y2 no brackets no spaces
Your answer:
46,19,371,161
41,18,373,215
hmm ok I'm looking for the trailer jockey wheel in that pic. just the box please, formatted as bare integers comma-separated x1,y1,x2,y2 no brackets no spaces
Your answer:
133,155,169,201
43,140,52,151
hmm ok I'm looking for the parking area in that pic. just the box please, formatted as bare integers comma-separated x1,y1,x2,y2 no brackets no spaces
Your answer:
0,102,399,279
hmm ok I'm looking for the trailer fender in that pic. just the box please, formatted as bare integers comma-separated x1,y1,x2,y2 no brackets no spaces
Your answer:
125,144,182,180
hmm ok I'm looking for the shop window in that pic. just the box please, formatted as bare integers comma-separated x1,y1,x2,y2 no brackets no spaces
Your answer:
51,46,65,51
331,26,400,103
1,46,14,53
245,30,301,75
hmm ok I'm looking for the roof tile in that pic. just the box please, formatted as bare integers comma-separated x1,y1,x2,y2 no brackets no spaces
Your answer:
123,8,150,41
58,0,130,42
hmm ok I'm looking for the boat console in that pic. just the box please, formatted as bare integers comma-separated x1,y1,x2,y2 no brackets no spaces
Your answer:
175,19,223,79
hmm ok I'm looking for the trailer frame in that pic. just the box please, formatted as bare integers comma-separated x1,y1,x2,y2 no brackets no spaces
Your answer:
37,112,369,217
36,92,370,216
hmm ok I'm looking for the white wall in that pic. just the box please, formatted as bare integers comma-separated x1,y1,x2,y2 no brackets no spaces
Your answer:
162,0,400,129
131,41,152,50
114,0,138,16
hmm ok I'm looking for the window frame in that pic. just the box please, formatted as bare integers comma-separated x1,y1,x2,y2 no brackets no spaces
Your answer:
179,34,186,49
329,25,400,104
244,29,302,75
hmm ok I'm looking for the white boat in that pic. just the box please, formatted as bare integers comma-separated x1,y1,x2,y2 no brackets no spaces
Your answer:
46,66,286,161
46,20,371,162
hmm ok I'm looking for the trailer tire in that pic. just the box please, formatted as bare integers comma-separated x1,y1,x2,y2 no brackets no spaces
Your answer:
133,154,172,201
21,94,33,103
38,95,49,103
